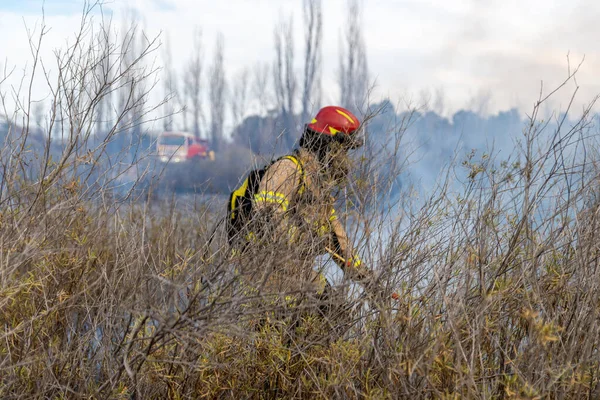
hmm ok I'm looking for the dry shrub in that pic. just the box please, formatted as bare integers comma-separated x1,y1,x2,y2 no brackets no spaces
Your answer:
3,4,600,399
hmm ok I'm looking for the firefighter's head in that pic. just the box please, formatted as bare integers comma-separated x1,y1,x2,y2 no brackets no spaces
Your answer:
300,106,363,184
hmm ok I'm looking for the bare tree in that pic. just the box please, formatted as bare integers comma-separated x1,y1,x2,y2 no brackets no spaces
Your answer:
117,16,133,135
209,33,226,151
95,18,112,135
301,0,322,123
237,62,272,153
273,16,297,147
33,100,44,133
115,14,150,165
252,62,271,116
130,29,150,163
113,12,148,164
230,67,250,129
0,4,172,397
181,80,189,132
162,34,177,131
184,27,203,138
339,0,369,113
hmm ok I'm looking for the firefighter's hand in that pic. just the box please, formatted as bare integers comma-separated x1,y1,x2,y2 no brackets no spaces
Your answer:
345,255,370,279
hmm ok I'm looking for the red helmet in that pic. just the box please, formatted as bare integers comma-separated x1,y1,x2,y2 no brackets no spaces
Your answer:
306,106,361,137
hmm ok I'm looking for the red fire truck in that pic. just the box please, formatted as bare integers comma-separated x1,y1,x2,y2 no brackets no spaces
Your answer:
156,132,215,163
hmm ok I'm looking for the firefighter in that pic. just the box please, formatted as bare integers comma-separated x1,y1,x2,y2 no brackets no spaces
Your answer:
227,106,375,302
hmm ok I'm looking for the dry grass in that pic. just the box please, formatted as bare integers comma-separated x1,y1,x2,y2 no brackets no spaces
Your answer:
2,3,600,399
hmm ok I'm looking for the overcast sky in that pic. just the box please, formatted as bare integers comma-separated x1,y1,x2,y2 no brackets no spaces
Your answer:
1,0,599,123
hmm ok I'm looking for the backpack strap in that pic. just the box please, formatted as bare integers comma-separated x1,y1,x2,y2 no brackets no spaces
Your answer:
229,153,305,223
229,176,249,220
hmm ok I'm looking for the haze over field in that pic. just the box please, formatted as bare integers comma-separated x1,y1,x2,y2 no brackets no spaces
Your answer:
2,0,598,196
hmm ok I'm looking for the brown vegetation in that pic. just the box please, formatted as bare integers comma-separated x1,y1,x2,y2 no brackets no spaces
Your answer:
2,3,600,399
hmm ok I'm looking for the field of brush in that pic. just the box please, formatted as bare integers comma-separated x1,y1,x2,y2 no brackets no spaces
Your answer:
3,97,600,399
2,5,600,397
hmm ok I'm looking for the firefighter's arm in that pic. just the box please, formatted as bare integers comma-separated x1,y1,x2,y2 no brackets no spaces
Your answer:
329,210,373,283
253,159,300,240
329,209,400,300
